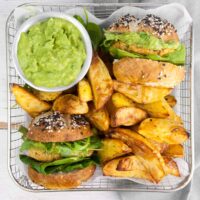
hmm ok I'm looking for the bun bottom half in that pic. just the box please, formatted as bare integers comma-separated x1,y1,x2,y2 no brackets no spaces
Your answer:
28,165,96,189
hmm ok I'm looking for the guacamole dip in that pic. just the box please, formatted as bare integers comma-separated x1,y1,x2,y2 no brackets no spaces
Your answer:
17,18,86,88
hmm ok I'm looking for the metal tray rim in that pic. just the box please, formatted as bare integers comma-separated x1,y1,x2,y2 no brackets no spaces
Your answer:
6,2,194,193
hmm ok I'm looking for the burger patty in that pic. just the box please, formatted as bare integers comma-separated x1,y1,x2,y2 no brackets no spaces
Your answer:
112,41,176,56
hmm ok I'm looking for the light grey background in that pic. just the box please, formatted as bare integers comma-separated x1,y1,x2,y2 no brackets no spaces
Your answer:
0,0,199,200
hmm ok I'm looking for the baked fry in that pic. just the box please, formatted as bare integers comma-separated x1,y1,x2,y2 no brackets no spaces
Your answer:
113,80,172,104
98,138,132,163
88,55,113,110
53,94,88,114
11,84,51,117
78,78,93,102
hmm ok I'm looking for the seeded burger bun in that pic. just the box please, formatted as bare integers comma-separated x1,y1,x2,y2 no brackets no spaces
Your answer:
20,111,100,189
108,14,179,42
28,165,96,190
104,14,186,65
27,111,92,142
113,58,185,88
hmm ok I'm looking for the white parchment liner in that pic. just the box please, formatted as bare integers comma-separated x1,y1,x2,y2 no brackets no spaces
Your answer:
14,3,192,187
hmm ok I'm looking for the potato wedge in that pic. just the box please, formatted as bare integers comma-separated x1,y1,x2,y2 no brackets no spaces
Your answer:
165,95,177,108
110,107,147,127
163,144,184,158
78,79,93,102
98,139,132,163
110,128,164,161
138,118,188,144
163,157,180,177
11,84,51,117
103,155,165,183
88,55,113,110
107,98,147,127
135,98,182,122
161,99,183,124
85,104,109,131
112,92,135,108
32,90,62,101
53,94,88,114
103,156,154,182
148,139,169,154
113,80,172,104
136,98,182,123
135,99,169,118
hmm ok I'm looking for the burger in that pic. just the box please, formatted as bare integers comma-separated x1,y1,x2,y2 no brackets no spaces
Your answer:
103,14,186,65
19,111,101,189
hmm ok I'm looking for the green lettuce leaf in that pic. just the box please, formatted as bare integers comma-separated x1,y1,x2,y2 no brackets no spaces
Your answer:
147,44,186,64
109,45,185,65
20,136,102,158
104,32,179,51
20,155,94,174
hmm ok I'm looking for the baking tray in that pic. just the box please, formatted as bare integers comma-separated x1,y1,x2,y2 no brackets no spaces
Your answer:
6,2,194,192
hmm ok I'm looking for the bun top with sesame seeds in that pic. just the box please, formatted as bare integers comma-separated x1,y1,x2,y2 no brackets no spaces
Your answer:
27,111,93,142
108,14,179,42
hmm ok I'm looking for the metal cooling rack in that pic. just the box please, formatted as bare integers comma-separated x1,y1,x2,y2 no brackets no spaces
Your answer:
6,2,194,192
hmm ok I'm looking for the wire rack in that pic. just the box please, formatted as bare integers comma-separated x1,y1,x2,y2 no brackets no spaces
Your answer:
6,2,194,192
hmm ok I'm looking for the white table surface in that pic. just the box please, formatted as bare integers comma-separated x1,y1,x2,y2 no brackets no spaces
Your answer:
1,1,200,200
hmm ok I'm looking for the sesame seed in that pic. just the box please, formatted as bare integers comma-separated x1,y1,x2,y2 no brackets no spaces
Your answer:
139,14,176,38
33,111,66,132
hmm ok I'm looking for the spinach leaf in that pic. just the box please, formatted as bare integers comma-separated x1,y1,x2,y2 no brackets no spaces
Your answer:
109,46,186,65
18,125,28,139
20,136,102,157
20,155,88,174
74,12,103,51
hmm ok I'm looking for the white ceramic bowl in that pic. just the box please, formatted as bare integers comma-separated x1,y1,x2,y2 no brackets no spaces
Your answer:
12,12,92,92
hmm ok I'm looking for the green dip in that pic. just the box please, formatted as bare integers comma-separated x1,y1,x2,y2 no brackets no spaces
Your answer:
17,18,86,88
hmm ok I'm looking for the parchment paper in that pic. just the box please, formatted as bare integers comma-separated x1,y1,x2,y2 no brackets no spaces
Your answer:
14,3,192,187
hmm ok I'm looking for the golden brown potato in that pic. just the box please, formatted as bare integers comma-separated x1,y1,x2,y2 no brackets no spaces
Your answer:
103,156,154,182
162,99,183,124
110,128,164,161
78,79,93,102
148,139,169,154
98,139,132,163
136,98,182,123
163,157,180,177
11,84,51,117
32,90,62,101
113,80,172,104
107,98,147,127
110,128,168,174
138,118,188,144
88,55,113,110
85,104,109,131
53,94,88,114
165,95,177,108
163,144,184,158
112,92,135,108
135,99,169,118
103,155,165,183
